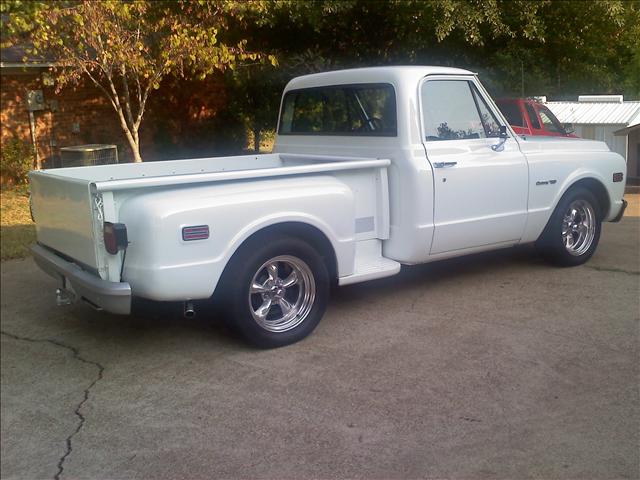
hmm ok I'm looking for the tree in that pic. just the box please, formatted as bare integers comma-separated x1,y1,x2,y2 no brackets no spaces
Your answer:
224,51,331,153
2,0,270,162
253,0,639,99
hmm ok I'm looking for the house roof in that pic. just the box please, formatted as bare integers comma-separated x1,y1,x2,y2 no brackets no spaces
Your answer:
0,44,56,68
546,100,640,125
613,123,640,136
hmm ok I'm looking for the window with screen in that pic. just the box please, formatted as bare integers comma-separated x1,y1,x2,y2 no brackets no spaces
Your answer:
525,103,541,129
422,80,501,141
278,84,397,136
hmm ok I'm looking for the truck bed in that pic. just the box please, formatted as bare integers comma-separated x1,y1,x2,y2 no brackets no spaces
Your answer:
30,152,391,282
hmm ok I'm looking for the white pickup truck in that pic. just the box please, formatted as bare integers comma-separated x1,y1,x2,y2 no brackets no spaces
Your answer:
30,66,628,347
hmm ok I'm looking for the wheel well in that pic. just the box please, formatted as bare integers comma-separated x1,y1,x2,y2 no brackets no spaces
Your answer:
232,222,338,280
565,178,610,219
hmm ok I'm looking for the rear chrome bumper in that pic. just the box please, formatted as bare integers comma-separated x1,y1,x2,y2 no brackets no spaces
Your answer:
611,199,628,223
31,244,131,315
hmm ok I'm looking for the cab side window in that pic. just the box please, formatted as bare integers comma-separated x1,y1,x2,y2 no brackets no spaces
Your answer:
525,103,541,129
422,80,501,141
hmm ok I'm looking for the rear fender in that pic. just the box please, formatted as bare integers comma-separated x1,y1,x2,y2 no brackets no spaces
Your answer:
119,176,356,301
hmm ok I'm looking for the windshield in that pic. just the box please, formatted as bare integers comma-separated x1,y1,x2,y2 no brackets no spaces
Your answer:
538,106,565,134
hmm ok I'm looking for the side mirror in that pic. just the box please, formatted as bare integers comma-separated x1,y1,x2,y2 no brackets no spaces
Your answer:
491,126,509,152
563,123,575,135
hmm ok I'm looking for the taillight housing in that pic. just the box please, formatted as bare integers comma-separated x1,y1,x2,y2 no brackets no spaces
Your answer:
103,222,128,255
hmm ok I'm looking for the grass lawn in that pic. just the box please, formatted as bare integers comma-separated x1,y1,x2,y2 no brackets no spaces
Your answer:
1,187,36,261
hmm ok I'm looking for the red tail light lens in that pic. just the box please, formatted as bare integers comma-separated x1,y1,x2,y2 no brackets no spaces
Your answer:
103,222,128,255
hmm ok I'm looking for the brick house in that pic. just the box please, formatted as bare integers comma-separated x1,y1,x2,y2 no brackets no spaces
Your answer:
1,45,236,171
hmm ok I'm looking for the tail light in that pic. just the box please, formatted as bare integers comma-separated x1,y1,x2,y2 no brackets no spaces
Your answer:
103,222,128,254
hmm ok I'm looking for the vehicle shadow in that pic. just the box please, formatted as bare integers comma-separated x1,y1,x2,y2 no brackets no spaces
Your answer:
120,244,543,342
333,244,543,301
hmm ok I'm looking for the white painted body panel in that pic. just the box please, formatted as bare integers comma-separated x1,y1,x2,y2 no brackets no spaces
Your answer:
30,174,98,268
518,136,626,242
118,176,358,300
30,153,390,299
29,66,627,304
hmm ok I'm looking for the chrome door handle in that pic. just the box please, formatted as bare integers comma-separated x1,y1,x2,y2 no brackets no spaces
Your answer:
433,162,457,168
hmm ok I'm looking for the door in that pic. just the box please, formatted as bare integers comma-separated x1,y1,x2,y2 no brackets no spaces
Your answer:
420,77,529,255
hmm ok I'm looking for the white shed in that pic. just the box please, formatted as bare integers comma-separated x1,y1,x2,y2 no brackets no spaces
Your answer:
545,96,640,182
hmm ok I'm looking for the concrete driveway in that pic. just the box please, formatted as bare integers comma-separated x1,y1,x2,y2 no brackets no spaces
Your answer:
1,217,638,480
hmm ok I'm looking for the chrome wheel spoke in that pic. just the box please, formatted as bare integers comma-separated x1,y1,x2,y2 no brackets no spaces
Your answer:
564,234,573,249
267,262,279,282
255,298,272,319
250,281,269,294
282,270,298,288
278,298,293,316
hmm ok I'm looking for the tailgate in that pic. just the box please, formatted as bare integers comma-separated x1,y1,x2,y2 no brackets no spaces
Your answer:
30,171,99,269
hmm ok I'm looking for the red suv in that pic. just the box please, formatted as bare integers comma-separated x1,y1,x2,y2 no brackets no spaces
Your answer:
496,98,578,138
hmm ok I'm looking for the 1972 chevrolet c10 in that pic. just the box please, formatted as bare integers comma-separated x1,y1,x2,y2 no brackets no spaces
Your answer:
30,66,628,347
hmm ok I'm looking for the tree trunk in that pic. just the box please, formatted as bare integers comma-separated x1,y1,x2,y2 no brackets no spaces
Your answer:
131,143,143,163
253,127,261,153
125,130,142,163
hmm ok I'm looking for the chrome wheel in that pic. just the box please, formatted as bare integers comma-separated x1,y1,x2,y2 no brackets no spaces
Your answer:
562,200,596,256
248,255,316,332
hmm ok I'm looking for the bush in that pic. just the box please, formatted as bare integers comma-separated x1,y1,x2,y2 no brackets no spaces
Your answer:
1,138,34,185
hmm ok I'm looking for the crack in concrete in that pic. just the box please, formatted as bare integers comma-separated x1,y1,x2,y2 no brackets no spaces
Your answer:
0,330,104,480
584,265,640,275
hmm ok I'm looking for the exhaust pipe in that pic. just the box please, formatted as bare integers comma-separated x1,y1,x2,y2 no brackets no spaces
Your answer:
184,301,196,319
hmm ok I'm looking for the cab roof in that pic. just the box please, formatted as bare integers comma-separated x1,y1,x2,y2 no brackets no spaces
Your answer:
285,66,474,92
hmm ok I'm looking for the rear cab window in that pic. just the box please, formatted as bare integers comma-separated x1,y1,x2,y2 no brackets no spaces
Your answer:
279,84,397,136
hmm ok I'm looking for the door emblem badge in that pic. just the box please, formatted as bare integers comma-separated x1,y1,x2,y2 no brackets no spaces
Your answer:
536,180,557,186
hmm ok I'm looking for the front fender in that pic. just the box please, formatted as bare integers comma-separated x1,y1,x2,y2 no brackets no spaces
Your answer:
521,151,626,243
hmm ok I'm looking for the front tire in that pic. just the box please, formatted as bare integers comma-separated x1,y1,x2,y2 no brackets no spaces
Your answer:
218,235,330,348
536,187,602,266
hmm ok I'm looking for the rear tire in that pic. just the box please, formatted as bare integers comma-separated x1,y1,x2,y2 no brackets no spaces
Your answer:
536,187,602,266
217,235,329,348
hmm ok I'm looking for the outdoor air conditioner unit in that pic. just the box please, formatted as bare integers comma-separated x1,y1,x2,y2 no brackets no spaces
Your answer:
59,144,118,167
